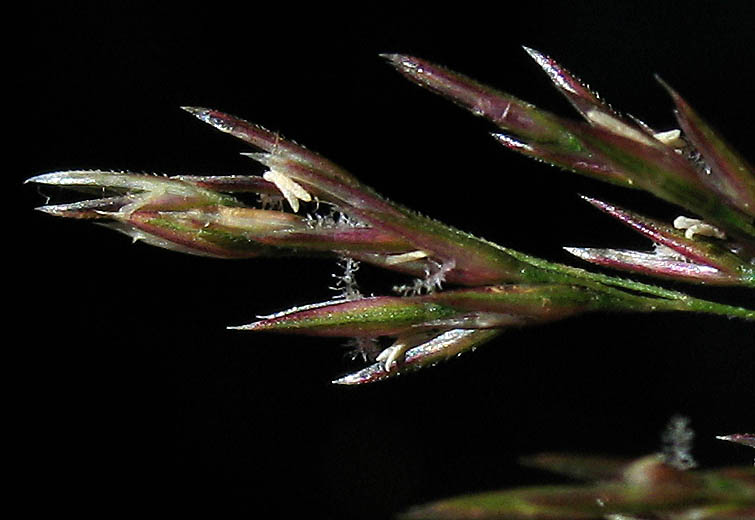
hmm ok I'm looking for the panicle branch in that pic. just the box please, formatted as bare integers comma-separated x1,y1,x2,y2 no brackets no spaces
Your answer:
29,47,755,383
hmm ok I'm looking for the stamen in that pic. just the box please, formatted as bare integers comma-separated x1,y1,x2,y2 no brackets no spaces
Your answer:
262,169,312,212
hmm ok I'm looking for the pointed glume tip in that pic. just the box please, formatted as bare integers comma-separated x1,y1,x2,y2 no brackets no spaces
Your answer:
26,172,63,185
579,195,610,209
26,171,98,186
521,45,542,58
331,375,353,385
226,323,258,330
379,53,421,73
180,106,209,116
653,74,680,99
378,53,403,62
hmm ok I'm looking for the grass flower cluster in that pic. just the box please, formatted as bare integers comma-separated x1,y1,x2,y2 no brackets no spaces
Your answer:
29,47,754,518
28,48,754,385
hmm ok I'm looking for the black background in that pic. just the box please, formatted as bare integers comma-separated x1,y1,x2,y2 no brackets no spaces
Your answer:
16,3,754,518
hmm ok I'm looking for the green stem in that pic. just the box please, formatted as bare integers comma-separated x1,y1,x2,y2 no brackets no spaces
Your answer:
500,247,755,320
